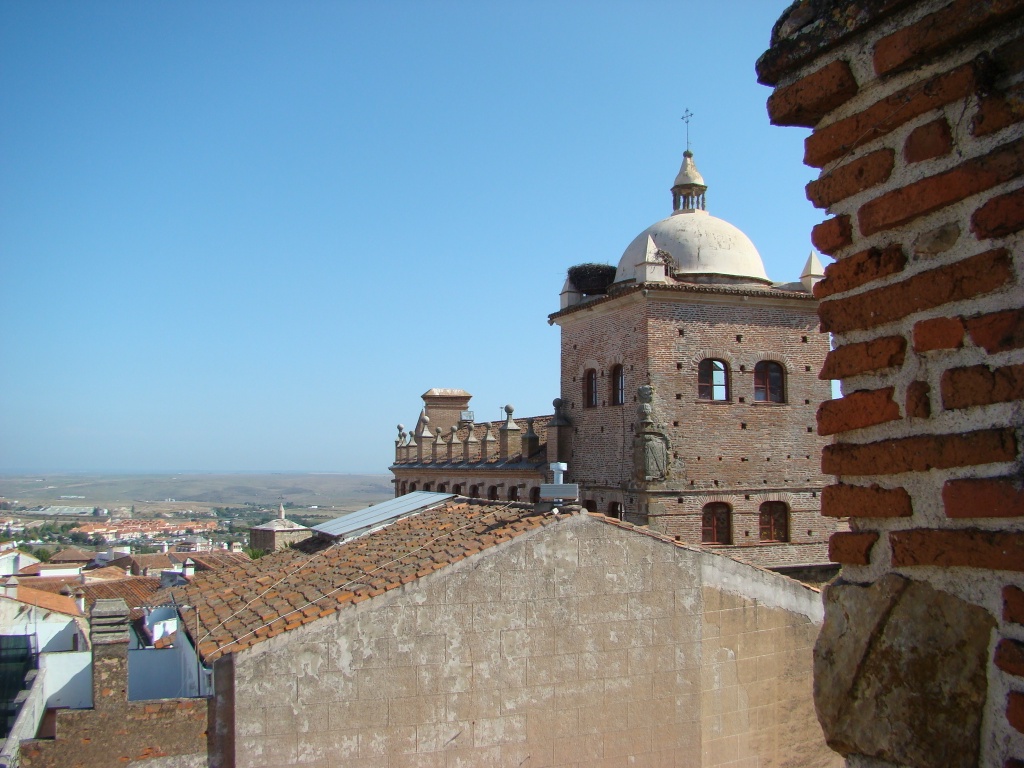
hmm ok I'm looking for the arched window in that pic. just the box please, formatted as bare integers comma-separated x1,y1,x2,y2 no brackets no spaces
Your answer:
423,482,433,492
584,369,598,408
608,502,623,520
582,500,597,512
469,485,479,498
754,361,785,403
759,502,789,542
529,487,541,503
507,486,519,501
610,364,625,406
702,503,731,545
452,484,462,496
409,482,418,492
698,359,730,401
437,483,447,493
488,485,499,501
400,481,408,495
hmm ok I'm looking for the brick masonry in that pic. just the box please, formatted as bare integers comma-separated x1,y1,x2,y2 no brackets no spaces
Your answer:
759,0,1024,765
19,603,208,767
553,284,838,568
226,513,839,768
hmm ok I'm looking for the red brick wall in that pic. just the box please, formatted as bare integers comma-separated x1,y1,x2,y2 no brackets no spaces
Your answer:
555,285,838,562
760,0,1024,763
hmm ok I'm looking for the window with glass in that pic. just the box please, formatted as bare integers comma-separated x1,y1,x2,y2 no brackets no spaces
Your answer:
610,364,625,406
701,502,732,544
698,359,730,401
754,361,785,403
584,369,598,408
759,501,789,542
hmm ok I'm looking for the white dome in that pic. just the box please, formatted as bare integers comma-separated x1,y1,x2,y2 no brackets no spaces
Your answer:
615,208,770,283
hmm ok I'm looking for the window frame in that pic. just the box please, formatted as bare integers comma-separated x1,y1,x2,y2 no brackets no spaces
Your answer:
701,502,732,545
610,364,625,406
759,501,789,543
754,361,786,403
584,369,598,408
697,358,730,401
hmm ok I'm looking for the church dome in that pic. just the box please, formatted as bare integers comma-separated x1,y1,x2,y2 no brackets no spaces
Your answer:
614,151,770,284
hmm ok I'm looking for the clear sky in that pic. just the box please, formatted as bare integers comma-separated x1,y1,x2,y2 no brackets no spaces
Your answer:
0,1,822,474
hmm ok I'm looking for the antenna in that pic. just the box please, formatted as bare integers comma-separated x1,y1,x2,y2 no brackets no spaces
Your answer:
681,108,694,152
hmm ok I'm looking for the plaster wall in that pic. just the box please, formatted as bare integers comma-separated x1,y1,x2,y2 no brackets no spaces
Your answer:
0,602,80,653
39,650,91,709
229,513,837,767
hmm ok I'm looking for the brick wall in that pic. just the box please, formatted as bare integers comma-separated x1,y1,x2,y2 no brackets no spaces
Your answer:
19,600,208,767
555,284,839,563
759,1,1024,765
227,513,839,767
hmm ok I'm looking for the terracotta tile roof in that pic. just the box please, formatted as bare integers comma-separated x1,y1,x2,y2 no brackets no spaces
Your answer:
48,547,94,563
18,562,82,576
16,576,83,594
154,500,565,663
79,578,162,621
153,631,177,650
84,565,132,582
4,585,81,616
132,553,175,573
102,555,135,571
188,552,251,571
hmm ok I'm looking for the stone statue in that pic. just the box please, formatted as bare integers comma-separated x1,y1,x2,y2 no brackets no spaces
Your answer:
633,384,671,482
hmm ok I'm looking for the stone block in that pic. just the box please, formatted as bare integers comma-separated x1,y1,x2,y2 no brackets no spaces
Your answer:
814,575,995,767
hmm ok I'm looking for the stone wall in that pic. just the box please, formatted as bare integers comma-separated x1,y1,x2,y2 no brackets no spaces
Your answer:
758,1,1024,765
228,513,839,767
19,599,208,768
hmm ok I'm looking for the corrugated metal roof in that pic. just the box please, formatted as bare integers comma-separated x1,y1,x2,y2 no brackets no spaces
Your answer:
312,491,456,540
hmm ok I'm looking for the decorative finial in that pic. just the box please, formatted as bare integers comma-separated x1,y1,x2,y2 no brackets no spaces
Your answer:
681,108,694,153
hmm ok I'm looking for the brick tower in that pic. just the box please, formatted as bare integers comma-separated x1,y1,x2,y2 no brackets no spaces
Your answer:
550,149,838,569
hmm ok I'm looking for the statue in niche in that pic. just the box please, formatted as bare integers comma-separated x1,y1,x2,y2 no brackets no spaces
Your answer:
634,384,671,483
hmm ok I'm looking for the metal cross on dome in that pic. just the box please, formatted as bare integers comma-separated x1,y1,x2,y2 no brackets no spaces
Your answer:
681,108,694,152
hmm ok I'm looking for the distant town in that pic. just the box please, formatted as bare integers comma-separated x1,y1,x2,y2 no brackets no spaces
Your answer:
0,472,393,559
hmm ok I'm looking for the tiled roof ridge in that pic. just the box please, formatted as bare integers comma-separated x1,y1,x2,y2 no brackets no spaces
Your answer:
586,513,822,593
180,500,572,662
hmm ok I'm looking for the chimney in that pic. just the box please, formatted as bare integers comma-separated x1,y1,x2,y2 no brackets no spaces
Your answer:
395,425,406,464
499,405,522,460
74,589,86,614
182,558,195,579
522,417,540,458
480,423,496,462
278,503,286,521
89,599,131,710
420,388,473,436
547,398,573,463
463,422,479,462
3,576,18,599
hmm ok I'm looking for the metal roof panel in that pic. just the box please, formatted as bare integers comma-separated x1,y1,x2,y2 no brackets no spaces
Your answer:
312,491,456,539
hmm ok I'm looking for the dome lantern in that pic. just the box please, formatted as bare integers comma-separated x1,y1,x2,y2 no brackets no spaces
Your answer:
671,150,707,212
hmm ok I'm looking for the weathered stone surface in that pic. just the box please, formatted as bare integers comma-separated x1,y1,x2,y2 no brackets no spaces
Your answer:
814,575,995,768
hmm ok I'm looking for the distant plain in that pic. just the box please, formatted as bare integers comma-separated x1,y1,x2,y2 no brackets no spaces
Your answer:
0,473,394,516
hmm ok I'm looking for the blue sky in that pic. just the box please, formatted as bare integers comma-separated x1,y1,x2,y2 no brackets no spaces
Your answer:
0,1,822,473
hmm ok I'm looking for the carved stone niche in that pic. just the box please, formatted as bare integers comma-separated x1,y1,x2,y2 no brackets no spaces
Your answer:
633,384,672,483
814,574,996,768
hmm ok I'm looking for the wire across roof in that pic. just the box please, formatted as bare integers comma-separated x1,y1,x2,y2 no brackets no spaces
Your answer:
312,491,456,540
